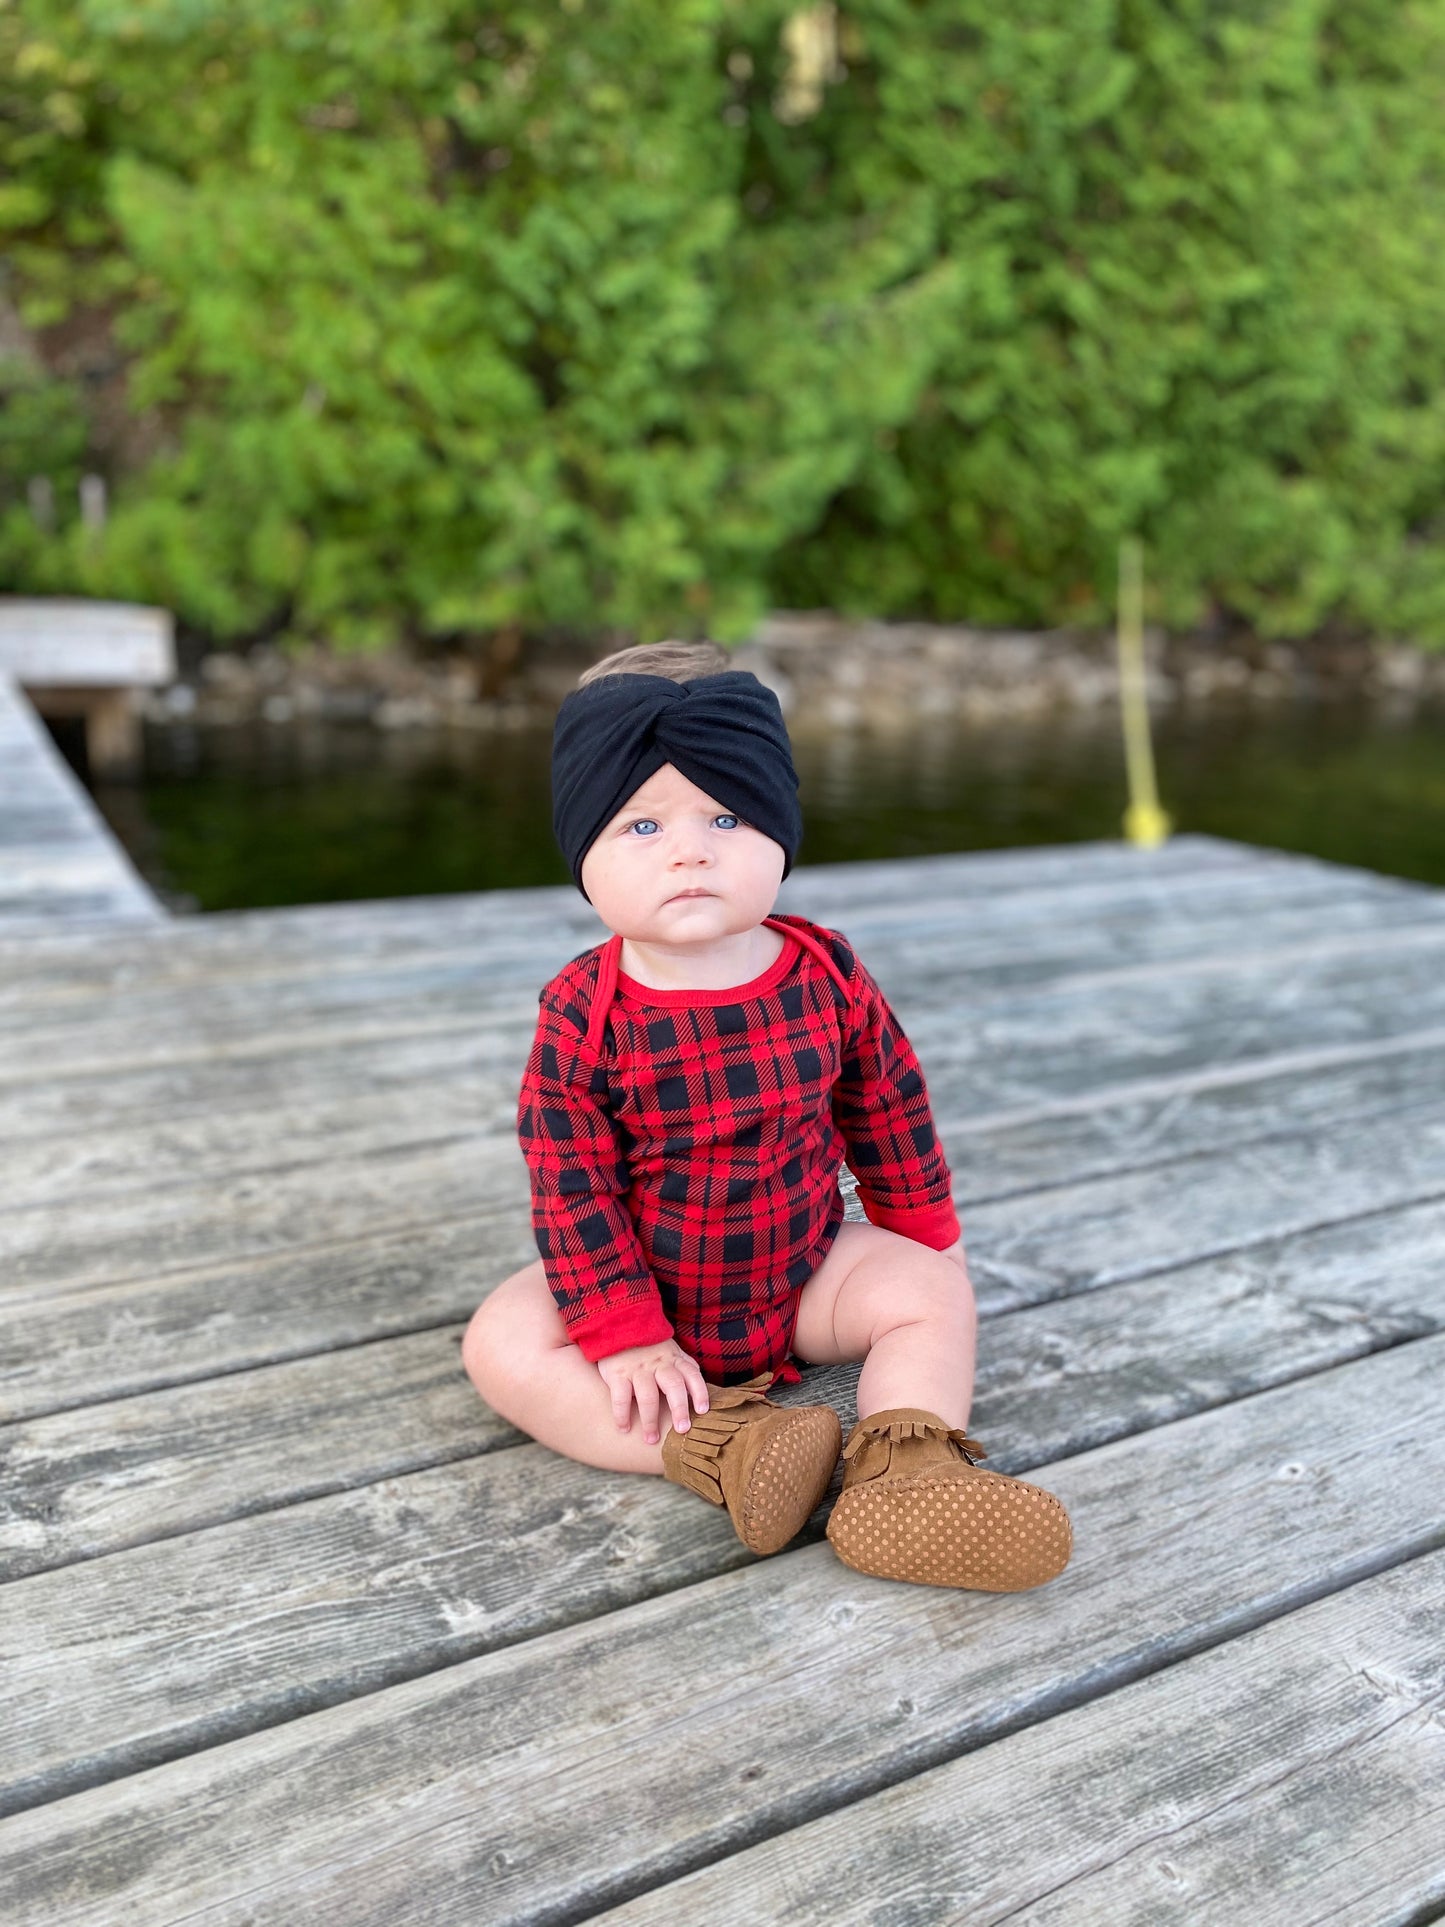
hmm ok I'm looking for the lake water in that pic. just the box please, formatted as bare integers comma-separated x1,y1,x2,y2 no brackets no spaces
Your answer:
87,697,1445,912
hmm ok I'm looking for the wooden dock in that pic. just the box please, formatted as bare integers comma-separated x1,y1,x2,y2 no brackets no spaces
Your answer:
2,730,1444,1920
0,598,175,780
0,671,162,933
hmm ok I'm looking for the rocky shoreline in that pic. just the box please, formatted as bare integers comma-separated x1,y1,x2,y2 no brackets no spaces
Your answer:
144,612,1445,735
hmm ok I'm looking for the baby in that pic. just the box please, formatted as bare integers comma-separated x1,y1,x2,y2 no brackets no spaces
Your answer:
463,641,1072,1590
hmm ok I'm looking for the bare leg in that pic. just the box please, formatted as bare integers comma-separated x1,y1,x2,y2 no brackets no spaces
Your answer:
790,1221,977,1427
461,1260,671,1475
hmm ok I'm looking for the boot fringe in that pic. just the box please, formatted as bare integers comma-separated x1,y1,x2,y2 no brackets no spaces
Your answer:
706,1373,775,1410
668,1374,775,1505
841,1412,988,1484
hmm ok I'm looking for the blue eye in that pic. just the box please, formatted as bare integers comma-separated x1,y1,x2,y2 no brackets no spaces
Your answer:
624,814,740,835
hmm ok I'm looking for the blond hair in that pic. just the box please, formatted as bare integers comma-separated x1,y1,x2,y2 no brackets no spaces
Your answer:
576,639,730,688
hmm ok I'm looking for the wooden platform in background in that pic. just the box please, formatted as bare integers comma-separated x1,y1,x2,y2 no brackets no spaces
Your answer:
0,672,162,933
1,815,1444,1923
0,598,175,778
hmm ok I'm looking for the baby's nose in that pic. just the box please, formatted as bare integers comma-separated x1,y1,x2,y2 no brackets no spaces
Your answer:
672,826,714,861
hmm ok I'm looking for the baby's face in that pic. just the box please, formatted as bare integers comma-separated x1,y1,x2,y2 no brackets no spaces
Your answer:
580,762,785,946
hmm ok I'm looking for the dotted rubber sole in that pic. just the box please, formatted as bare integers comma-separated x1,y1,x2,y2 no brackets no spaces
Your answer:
739,1409,842,1556
826,1472,1073,1591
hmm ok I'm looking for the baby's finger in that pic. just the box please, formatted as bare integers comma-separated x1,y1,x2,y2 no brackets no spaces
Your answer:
636,1376,663,1446
681,1357,709,1415
608,1376,633,1432
658,1367,692,1436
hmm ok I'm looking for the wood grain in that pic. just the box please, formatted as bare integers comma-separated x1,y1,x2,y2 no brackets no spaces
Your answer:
3,1181,1442,1583
1,1335,1442,1914
0,1213,536,1423
597,1548,1445,1927
7,898,1445,1090
0,1016,1440,1217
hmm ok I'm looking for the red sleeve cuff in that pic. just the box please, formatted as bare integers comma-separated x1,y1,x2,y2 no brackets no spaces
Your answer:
859,1196,962,1250
566,1298,676,1363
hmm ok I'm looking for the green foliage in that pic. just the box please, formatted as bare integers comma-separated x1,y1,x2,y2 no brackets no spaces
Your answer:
2,0,1444,646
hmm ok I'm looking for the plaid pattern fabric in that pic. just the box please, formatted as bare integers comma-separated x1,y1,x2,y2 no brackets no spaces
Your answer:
516,913,961,1384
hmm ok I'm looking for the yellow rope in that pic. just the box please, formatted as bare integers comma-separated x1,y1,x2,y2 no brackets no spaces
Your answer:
1116,536,1172,848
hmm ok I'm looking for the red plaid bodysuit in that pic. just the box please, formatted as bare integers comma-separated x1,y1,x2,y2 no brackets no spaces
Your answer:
516,912,962,1385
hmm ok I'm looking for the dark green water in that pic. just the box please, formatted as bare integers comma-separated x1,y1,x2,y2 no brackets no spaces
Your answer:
90,698,1445,913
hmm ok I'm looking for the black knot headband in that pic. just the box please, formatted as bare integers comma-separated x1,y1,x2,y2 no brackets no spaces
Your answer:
551,670,803,901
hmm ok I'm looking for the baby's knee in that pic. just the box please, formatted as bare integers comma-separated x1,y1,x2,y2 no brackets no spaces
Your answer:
461,1265,544,1404
892,1247,976,1337
460,1296,499,1397
463,1258,570,1407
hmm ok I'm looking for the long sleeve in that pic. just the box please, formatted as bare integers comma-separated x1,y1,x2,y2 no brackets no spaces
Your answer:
831,953,961,1250
516,994,674,1361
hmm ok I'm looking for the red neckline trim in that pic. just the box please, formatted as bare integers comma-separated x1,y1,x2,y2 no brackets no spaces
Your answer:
583,914,854,1054
614,924,798,1007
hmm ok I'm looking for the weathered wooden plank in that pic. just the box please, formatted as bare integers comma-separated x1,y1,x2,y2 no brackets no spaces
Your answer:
4,1010,1443,1226
0,845,158,894
7,1051,1445,1326
11,895,1445,1153
0,598,174,684
0,1074,512,1208
4,1179,1440,1597
956,1097,1445,1313
0,850,1213,1006
0,1022,501,1146
900,931,1445,1117
0,834,1275,980
0,1329,513,1581
1,1336,1441,1915
0,896,156,933
0,675,160,932
0,803,99,848
0,856,158,910
781,837,1369,931
0,932,562,1038
959,1192,1445,1460
875,870,1445,997
0,847,1427,1017
6,1060,1445,1424
2,921,1445,1248
940,1024,1445,1164
0,1214,536,1424
7,889,1445,1087
0,973,541,1082
598,1549,1445,1927
0,1131,526,1294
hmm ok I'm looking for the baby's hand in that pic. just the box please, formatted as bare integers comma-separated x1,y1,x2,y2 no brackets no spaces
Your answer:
596,1340,709,1446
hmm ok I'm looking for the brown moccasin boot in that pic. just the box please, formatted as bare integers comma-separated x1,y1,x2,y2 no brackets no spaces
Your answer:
661,1374,842,1556
826,1407,1072,1591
